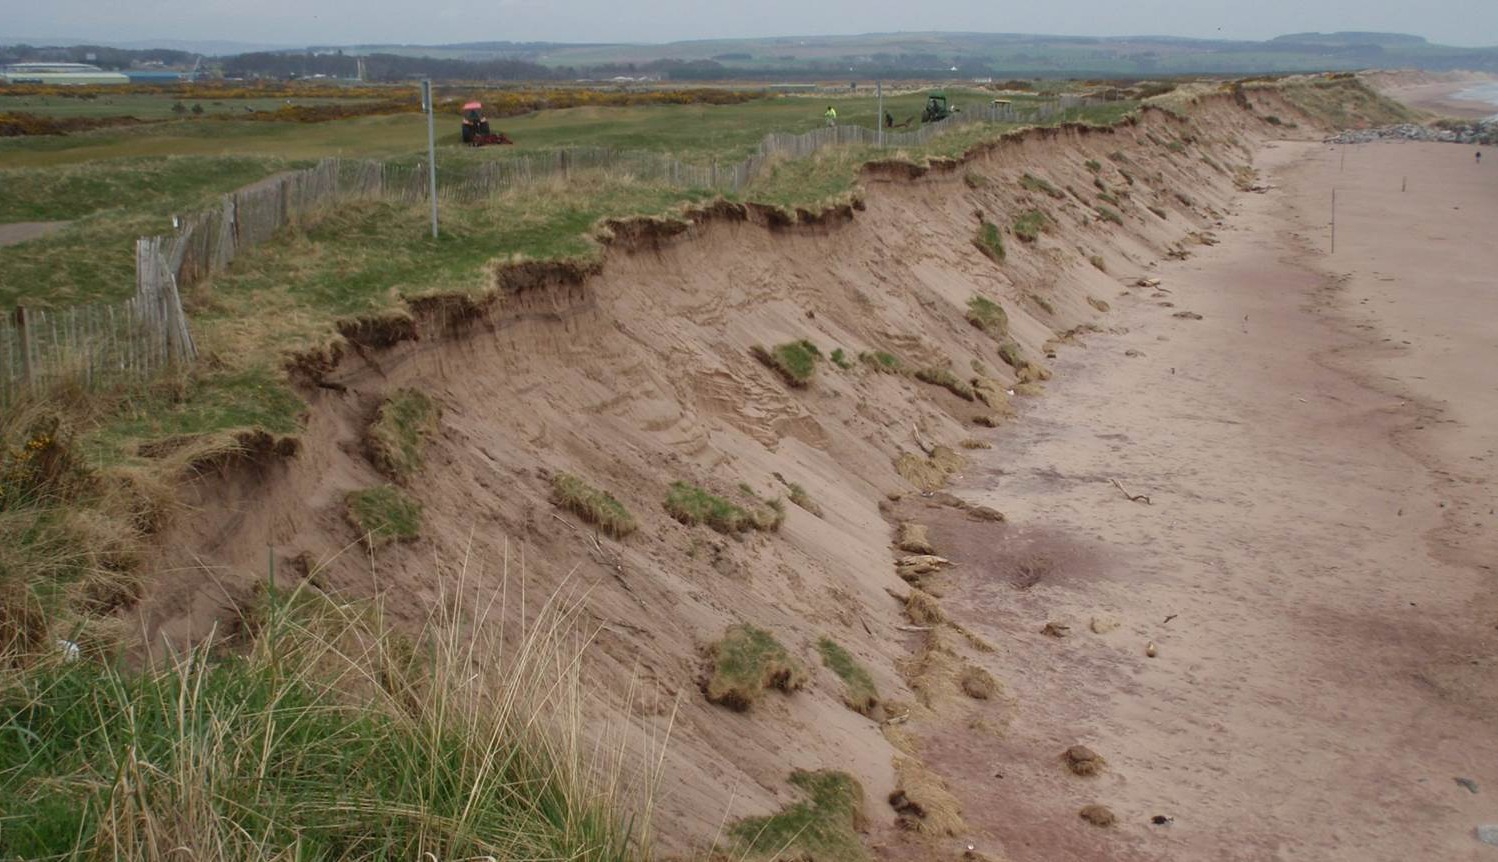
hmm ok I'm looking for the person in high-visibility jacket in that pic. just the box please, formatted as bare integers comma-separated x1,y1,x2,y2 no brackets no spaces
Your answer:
824,105,837,127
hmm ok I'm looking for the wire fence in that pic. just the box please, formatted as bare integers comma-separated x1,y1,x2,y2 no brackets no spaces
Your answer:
2,94,1100,405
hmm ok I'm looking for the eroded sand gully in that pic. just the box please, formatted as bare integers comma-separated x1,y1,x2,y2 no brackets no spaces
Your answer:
933,141,1498,861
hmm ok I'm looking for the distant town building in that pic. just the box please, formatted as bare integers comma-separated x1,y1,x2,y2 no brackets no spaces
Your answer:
1,63,131,85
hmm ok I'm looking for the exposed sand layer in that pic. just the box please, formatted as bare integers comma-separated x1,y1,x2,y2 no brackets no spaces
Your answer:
120,82,1459,858
934,140,1498,860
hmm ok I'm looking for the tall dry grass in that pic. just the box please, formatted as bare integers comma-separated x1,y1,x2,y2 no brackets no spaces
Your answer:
0,555,666,861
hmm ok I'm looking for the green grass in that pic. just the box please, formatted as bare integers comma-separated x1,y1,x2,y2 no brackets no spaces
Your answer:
859,350,903,374
1013,209,1049,242
973,220,1005,263
366,388,439,482
829,348,854,370
1095,205,1124,226
1028,292,1057,315
704,624,807,710
1084,159,1102,173
346,484,422,546
1097,191,1121,207
0,156,292,306
665,482,781,534
913,367,976,401
731,770,868,861
0,579,644,861
817,638,879,716
1019,173,1065,200
752,339,821,388
0,93,379,121
965,295,1008,337
552,472,637,538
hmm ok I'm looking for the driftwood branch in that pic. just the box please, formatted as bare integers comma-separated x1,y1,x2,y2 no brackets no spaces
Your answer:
1110,478,1152,505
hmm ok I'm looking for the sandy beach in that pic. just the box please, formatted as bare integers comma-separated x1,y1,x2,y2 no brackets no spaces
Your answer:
930,140,1498,860
1380,79,1498,119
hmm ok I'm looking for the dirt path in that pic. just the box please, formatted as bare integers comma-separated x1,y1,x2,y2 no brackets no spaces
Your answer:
926,140,1498,860
0,221,68,247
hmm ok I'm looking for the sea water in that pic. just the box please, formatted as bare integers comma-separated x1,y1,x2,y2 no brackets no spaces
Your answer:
1454,82,1498,120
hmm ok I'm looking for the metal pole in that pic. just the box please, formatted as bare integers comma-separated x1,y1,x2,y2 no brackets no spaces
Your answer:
1330,188,1336,254
877,80,884,148
422,79,438,239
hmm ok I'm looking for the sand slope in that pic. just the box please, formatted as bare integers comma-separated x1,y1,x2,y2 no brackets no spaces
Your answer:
121,86,1459,857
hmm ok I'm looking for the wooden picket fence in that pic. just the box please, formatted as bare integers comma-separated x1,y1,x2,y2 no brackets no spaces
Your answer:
1,238,195,406
2,94,1100,405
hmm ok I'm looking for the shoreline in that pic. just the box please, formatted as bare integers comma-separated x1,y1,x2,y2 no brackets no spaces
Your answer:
923,138,1498,859
1380,79,1498,119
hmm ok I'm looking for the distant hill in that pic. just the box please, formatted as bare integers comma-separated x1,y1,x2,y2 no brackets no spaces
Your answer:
328,31,1498,78
5,31,1496,80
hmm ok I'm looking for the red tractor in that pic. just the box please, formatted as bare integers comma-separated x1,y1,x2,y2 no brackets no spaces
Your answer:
460,101,513,146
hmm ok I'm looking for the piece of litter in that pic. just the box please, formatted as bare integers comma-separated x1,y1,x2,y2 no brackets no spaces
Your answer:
1151,815,1174,826
56,639,80,663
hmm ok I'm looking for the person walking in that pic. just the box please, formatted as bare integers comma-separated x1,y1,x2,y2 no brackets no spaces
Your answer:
1477,150,1483,164
824,105,837,127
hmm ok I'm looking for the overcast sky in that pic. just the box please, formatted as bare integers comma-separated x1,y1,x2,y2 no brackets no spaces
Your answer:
10,0,1498,49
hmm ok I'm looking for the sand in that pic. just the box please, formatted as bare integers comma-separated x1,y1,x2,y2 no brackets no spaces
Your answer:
1379,79,1498,119
930,140,1498,860
122,84,1489,858
0,220,68,247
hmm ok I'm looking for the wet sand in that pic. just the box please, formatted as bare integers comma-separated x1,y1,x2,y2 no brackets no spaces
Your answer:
1382,81,1498,119
937,140,1498,860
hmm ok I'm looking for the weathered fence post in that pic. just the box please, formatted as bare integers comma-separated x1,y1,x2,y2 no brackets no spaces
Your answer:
15,306,33,387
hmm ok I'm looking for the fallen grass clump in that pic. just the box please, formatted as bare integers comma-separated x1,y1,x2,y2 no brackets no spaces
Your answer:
1095,206,1124,226
365,388,440,482
913,367,976,401
972,220,1005,263
818,637,880,716
0,575,647,861
1089,254,1107,272
551,472,637,538
997,340,1024,370
666,481,782,534
859,350,903,374
1013,209,1048,242
1027,292,1056,315
731,770,868,861
1148,204,1168,219
704,623,807,710
752,339,821,388
895,446,964,492
962,171,988,189
965,295,1008,337
829,347,854,369
1084,159,1103,173
1097,191,1121,207
787,483,823,518
1019,173,1066,200
346,484,422,546
889,756,964,836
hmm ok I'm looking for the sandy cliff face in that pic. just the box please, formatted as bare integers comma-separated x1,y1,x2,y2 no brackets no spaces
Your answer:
137,91,1321,857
